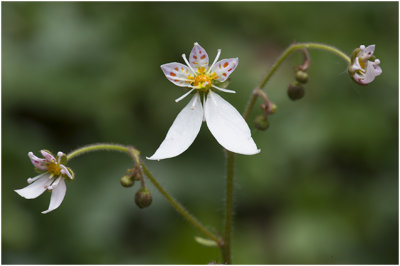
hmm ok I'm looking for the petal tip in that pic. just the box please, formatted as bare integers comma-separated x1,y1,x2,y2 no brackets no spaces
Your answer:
146,155,161,161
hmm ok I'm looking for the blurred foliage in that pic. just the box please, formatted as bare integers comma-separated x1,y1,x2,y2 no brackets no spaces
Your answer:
2,2,398,264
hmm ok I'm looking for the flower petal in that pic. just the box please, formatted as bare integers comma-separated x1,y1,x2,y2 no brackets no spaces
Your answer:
147,93,203,160
28,152,48,170
205,91,260,155
60,165,73,179
41,150,56,163
189,42,209,70
353,61,379,85
42,178,66,214
210,58,238,82
161,63,194,87
359,44,375,59
15,174,52,199
372,60,382,76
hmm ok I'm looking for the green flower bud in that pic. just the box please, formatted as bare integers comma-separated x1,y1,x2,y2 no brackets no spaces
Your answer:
287,82,305,101
120,175,134,187
135,188,152,208
269,103,278,114
254,115,269,131
295,70,309,84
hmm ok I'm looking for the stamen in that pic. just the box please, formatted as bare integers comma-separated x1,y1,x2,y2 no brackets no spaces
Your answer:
60,165,73,179
44,176,55,189
207,49,221,74
182,54,197,75
27,173,47,184
47,177,62,190
166,75,193,82
175,88,196,103
211,84,236,94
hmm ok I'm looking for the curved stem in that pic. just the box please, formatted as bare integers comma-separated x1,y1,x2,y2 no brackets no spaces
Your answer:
67,143,129,161
222,150,235,264
141,163,222,245
66,143,222,246
243,42,350,120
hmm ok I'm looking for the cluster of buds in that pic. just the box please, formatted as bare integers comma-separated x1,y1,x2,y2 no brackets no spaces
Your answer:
120,167,141,187
120,165,152,209
287,49,310,101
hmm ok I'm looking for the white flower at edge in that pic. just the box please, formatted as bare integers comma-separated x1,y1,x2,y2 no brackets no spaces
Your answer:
349,44,382,85
147,42,260,161
15,150,74,214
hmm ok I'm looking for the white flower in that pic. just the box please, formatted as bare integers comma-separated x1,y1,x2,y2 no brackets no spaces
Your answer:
148,42,260,160
15,150,74,214
349,44,382,85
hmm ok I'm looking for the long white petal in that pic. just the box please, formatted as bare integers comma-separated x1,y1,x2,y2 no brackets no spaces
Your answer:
15,174,52,199
205,91,260,155
147,93,204,160
42,178,66,214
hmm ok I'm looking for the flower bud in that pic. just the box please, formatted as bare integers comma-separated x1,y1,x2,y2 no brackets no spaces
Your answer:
120,175,134,187
135,188,152,208
254,115,269,131
127,167,141,181
287,82,305,101
295,70,309,84
269,103,277,114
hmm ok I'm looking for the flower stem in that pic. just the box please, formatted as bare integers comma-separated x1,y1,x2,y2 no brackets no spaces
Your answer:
66,143,129,161
243,42,350,120
222,150,235,264
141,163,222,245
66,143,222,246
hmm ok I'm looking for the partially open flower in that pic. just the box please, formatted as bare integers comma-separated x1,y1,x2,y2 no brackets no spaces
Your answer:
147,42,260,160
15,150,74,214
349,44,382,85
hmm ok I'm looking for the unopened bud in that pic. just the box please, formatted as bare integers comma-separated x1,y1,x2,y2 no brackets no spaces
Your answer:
287,82,305,101
269,103,277,114
254,115,269,131
295,70,309,84
135,188,152,208
120,175,134,187
127,167,141,181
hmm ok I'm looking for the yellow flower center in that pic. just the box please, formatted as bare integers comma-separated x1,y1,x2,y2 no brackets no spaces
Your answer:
192,68,218,90
357,57,367,73
47,162,62,176
194,74,211,88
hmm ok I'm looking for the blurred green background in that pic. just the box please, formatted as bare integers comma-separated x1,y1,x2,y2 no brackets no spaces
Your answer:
2,2,398,264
